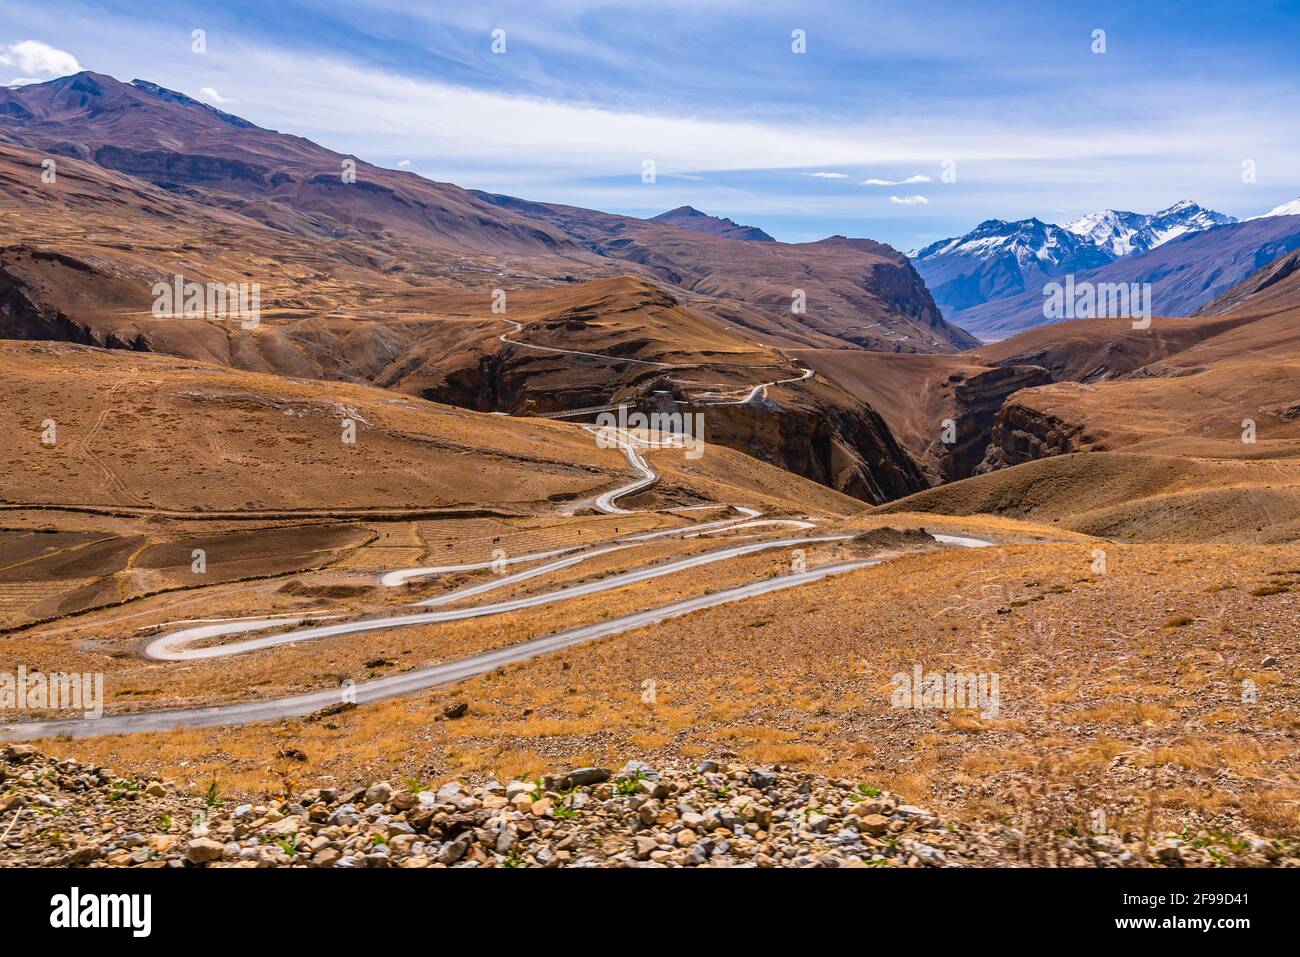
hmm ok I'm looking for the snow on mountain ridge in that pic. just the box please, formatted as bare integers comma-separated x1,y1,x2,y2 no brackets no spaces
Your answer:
1246,198,1300,221
909,201,1236,323
1063,201,1236,258
914,217,1098,269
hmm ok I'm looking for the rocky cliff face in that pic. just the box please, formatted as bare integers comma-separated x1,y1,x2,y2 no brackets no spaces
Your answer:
683,398,928,505
418,352,929,505
0,256,82,343
975,400,1086,473
930,365,1053,482
0,248,124,346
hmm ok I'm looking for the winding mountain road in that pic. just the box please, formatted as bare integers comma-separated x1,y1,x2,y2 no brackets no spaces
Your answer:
0,558,881,741
144,533,859,662
591,434,658,514
0,379,993,741
497,318,679,368
696,364,816,405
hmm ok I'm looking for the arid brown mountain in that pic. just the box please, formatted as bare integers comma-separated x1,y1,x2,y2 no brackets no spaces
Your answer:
473,190,977,353
0,73,956,503
0,72,584,259
1,72,971,353
648,205,775,242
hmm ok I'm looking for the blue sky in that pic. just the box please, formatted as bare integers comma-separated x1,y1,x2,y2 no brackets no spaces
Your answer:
2,0,1298,251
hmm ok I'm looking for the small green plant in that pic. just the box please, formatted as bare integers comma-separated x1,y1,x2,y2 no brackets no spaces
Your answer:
203,779,222,808
500,850,525,868
277,834,298,857
159,814,172,831
857,783,882,798
552,804,579,820
108,779,142,802
371,834,388,847
615,770,647,796
1194,828,1249,855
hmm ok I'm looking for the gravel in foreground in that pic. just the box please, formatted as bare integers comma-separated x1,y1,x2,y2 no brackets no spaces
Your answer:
1,746,1292,868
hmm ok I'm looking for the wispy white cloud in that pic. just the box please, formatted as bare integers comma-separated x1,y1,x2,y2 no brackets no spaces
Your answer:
890,195,929,205
802,171,848,179
140,42,1293,187
198,86,229,104
0,39,80,85
863,174,932,186
4,1,1299,248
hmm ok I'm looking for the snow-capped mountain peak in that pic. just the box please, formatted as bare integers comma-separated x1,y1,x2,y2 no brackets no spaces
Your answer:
1064,201,1235,257
910,201,1239,321
1063,209,1148,257
1143,200,1237,245
914,217,1105,270
1246,198,1300,221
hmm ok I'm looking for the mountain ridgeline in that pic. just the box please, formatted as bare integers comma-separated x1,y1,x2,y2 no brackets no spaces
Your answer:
910,199,1300,341
0,71,965,505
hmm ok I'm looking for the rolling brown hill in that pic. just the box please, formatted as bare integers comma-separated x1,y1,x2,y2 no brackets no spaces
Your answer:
0,338,867,517
880,451,1300,543
0,71,980,504
971,313,1259,383
472,189,978,353
975,301,1300,473
882,247,1300,542
0,340,625,513
1,72,969,353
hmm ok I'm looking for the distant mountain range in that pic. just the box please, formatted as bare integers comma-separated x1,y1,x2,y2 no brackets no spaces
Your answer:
951,214,1300,341
911,200,1300,340
648,205,775,242
1063,200,1236,258
910,218,1115,316
910,202,1236,318
3,71,1297,360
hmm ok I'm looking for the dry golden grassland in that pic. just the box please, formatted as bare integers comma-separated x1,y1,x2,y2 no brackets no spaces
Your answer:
44,536,1300,841
7,529,866,710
